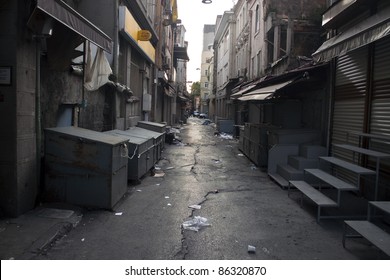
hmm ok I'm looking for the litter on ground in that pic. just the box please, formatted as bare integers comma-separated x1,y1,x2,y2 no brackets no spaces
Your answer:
182,216,211,232
248,245,256,254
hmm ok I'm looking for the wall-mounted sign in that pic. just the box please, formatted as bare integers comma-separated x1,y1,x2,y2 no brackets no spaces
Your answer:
137,30,152,41
0,67,11,85
119,7,155,63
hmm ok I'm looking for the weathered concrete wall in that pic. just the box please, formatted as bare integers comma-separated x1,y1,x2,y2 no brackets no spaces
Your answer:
0,0,37,217
0,0,18,217
79,87,114,131
40,63,82,129
15,0,38,216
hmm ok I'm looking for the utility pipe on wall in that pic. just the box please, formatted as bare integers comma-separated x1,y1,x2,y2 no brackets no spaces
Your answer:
35,38,41,189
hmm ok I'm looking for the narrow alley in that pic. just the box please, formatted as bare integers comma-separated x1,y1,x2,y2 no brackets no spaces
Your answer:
8,117,380,260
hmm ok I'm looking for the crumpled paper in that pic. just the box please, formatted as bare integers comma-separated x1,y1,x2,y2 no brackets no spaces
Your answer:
182,216,211,232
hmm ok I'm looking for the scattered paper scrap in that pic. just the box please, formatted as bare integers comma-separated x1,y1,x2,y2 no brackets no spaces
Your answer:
188,205,201,210
182,216,211,232
115,212,123,216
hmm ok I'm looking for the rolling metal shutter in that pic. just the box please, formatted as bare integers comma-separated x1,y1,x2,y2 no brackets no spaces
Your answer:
331,47,369,184
370,38,390,173
371,38,390,140
332,46,368,151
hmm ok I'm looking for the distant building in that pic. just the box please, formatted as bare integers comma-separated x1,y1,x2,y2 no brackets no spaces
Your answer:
200,24,215,117
214,11,236,121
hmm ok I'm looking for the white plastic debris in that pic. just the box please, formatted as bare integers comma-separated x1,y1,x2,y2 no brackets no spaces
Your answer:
115,212,123,216
219,133,233,140
248,245,256,254
188,205,202,210
182,216,211,232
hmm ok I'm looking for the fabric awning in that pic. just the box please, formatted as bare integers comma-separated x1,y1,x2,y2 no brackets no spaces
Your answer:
230,84,257,98
237,80,295,102
31,0,112,53
238,93,272,101
174,46,189,61
312,5,390,62
177,94,189,101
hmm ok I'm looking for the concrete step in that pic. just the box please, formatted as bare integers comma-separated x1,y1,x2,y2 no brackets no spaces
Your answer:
320,157,376,175
268,172,289,188
300,145,327,159
304,169,359,191
288,156,319,170
277,164,304,181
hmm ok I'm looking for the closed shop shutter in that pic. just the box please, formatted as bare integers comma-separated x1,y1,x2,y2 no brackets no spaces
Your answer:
370,37,390,173
331,46,369,184
332,46,368,155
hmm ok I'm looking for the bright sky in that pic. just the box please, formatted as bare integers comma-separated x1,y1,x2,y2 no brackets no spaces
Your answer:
176,0,235,84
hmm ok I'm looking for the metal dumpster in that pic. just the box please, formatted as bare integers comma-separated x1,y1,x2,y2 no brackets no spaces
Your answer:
104,130,154,181
44,126,129,209
125,127,164,163
137,121,166,133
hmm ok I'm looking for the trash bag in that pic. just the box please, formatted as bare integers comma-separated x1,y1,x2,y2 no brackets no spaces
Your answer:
182,216,211,232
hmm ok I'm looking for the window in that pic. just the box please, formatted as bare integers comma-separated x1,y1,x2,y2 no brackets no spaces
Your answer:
251,57,255,78
257,51,262,77
205,82,209,88
255,5,259,33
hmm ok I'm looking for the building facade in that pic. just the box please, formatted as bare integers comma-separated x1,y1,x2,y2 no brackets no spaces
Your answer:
173,23,190,123
200,24,215,117
0,0,184,217
214,11,236,121
313,0,390,199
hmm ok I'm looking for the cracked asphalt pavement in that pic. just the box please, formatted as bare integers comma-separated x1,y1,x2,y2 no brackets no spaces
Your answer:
31,118,374,260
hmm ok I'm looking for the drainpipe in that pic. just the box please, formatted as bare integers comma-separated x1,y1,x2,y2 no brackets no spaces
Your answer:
79,41,87,127
113,0,119,129
35,38,42,189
